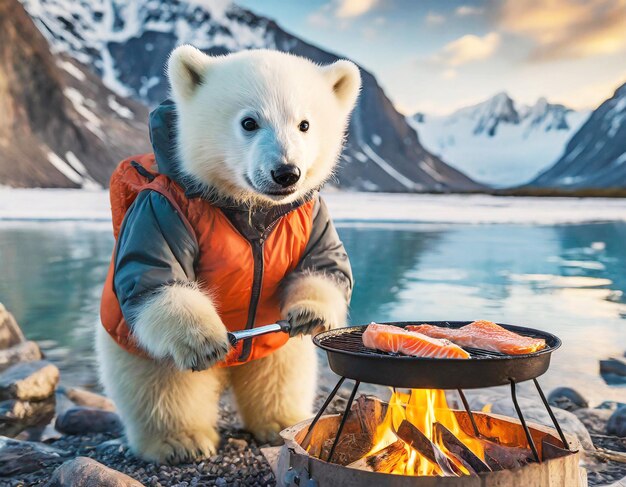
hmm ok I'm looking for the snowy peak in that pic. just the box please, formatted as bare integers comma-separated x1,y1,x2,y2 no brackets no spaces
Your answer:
442,92,576,137
21,0,274,103
451,92,518,137
409,93,589,187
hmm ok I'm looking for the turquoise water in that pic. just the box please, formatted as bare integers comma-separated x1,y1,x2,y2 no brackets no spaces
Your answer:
0,220,625,402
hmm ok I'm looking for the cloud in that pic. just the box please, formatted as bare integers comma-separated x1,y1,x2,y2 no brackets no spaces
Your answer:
442,68,458,79
425,12,445,24
433,32,501,66
307,0,379,28
336,0,378,18
456,5,483,16
498,0,626,61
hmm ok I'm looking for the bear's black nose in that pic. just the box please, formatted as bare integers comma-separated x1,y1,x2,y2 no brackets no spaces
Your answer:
271,165,301,188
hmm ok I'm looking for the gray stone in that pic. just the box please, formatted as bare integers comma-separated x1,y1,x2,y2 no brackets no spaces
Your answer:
0,303,25,349
573,407,613,434
547,387,588,411
55,406,124,435
62,386,116,412
46,456,144,487
607,406,626,437
0,341,42,372
597,400,626,411
0,360,59,401
0,435,69,476
0,397,55,437
600,357,626,385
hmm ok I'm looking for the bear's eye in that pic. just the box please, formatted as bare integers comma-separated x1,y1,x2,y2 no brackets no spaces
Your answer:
241,117,259,132
299,120,310,132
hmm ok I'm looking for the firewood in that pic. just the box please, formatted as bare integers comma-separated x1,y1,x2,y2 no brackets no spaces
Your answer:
396,420,460,477
355,395,388,439
434,422,491,474
347,440,408,473
480,438,533,470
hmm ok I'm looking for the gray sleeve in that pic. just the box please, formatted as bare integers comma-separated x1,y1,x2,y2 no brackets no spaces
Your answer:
113,190,198,327
295,196,353,300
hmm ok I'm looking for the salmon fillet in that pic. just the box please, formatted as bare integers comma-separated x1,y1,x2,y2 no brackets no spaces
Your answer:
362,323,470,359
406,320,546,355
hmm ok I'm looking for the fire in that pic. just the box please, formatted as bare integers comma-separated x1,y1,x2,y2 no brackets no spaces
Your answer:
366,389,486,476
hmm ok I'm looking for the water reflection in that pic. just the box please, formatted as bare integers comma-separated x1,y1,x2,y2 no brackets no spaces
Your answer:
0,220,624,403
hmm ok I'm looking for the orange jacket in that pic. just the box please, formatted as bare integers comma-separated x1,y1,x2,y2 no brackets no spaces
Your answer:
101,154,316,365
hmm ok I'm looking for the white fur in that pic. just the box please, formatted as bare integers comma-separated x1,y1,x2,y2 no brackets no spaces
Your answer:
131,282,230,371
281,272,348,334
96,326,224,464
167,46,361,206
99,47,358,464
229,335,318,444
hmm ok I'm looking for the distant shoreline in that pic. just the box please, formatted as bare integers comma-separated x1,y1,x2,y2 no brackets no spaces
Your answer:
1,188,626,225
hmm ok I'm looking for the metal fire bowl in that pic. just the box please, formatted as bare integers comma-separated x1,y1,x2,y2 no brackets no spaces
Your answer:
313,322,561,389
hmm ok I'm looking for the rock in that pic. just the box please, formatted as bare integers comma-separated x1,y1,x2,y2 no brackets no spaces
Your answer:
55,406,124,435
0,360,59,401
0,341,42,372
597,400,626,411
0,435,69,476
607,406,626,437
600,357,626,385
0,304,25,349
573,408,613,434
547,387,588,411
62,386,116,412
0,397,55,437
46,456,144,487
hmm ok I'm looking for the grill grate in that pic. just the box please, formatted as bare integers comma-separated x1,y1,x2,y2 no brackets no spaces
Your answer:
316,322,556,360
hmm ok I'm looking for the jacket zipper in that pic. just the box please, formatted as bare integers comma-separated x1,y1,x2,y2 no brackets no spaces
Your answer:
238,217,282,361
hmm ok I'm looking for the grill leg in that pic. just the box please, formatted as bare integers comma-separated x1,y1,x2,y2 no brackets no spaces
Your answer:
510,380,540,463
301,376,345,451
327,380,360,463
457,389,481,437
533,378,570,451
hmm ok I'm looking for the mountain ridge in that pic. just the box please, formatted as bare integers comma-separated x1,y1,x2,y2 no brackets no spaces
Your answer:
20,0,482,192
0,0,149,188
530,82,626,189
409,92,589,187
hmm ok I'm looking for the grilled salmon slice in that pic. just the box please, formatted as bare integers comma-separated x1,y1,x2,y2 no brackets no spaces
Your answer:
362,323,470,359
407,320,546,355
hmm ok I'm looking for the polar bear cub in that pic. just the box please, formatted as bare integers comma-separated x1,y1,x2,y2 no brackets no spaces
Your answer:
97,46,361,464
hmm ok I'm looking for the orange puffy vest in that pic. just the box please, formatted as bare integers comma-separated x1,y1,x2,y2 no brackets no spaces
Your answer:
100,154,315,366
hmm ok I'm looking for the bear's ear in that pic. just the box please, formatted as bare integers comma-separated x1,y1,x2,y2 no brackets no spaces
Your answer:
167,45,213,102
321,60,362,111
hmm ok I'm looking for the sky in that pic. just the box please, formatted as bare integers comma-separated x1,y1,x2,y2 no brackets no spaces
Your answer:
236,0,626,115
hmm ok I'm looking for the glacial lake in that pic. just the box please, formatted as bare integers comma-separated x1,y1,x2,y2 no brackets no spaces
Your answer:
0,219,625,404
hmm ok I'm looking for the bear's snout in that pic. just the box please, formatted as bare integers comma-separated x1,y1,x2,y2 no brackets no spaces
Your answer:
271,165,301,188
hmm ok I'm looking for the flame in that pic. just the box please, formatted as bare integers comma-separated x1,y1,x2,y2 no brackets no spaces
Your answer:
366,389,485,476
482,403,493,413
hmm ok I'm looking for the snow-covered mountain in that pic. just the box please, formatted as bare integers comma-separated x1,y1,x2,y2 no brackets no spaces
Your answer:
0,0,149,188
531,82,626,189
19,0,482,192
409,93,589,188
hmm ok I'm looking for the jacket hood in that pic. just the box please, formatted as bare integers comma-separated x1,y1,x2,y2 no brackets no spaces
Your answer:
149,99,192,191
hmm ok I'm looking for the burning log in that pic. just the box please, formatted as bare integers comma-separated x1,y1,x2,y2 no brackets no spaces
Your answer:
347,440,408,473
433,422,491,474
481,439,533,470
396,420,460,477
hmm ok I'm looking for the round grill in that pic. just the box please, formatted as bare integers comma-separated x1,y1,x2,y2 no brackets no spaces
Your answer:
313,321,561,389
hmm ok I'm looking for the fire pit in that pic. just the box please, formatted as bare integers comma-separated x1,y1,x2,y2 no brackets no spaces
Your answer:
273,322,587,486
